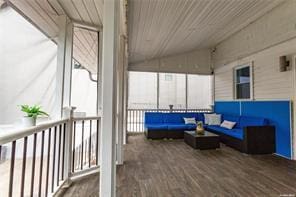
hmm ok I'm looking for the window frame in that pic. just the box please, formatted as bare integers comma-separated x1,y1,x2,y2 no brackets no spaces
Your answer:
233,62,254,100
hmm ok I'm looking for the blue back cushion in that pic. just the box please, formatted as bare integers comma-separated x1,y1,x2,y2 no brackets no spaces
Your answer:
164,112,200,124
222,114,241,128
239,116,268,128
196,113,205,123
164,113,186,124
144,112,164,124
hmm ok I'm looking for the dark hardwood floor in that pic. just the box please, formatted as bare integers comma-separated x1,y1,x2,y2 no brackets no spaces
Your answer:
63,134,296,197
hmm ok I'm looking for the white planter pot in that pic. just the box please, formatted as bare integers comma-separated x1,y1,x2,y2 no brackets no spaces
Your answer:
22,117,36,127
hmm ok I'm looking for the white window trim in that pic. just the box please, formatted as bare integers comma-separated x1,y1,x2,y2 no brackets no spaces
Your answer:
233,62,254,100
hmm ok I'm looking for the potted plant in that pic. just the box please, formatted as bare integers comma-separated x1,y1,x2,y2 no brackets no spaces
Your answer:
196,121,205,135
20,105,49,127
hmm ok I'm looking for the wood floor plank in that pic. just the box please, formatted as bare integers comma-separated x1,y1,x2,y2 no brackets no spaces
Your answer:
62,134,296,197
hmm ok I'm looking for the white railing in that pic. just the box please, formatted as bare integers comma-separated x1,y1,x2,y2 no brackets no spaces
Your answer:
0,110,101,197
127,108,212,133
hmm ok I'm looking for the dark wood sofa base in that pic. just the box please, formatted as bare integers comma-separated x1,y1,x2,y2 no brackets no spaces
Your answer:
207,126,275,154
146,126,275,154
145,129,184,139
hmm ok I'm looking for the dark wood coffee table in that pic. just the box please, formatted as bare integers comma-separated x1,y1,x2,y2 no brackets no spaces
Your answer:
184,130,220,150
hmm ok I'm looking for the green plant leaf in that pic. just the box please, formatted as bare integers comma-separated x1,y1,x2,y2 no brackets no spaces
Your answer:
20,104,49,118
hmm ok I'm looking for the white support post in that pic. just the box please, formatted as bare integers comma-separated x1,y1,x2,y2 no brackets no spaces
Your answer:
99,0,119,196
62,106,76,184
123,40,129,145
116,35,126,165
55,16,74,119
292,54,296,160
97,31,103,115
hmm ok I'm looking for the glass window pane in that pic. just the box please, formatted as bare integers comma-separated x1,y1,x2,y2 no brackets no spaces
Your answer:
0,7,57,124
235,66,251,99
236,67,250,84
71,68,98,116
159,73,186,109
71,27,98,116
236,83,250,99
128,72,157,109
187,75,213,109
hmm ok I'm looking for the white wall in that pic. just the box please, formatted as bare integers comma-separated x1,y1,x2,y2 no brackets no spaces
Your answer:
129,49,212,75
0,7,57,124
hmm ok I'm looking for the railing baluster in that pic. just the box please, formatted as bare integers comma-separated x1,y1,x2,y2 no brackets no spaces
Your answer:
20,137,27,197
45,128,51,197
133,110,135,132
96,120,99,165
136,110,138,132
89,120,92,168
57,125,62,186
8,140,16,197
72,121,76,172
0,145,2,162
128,110,131,132
38,130,45,197
81,120,84,170
131,110,133,132
62,123,66,180
30,133,37,197
51,127,57,193
138,110,140,132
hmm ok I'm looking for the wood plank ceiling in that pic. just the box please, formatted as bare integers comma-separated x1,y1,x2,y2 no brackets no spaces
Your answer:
128,0,285,64
7,0,103,73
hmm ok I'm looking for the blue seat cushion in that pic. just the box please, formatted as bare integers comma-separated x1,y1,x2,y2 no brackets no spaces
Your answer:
186,124,197,130
167,124,189,130
207,125,243,140
144,112,164,124
239,116,268,128
145,124,167,130
222,114,241,128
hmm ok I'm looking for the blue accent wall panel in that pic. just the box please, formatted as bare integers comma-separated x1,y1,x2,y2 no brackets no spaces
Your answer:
241,101,291,159
214,101,241,115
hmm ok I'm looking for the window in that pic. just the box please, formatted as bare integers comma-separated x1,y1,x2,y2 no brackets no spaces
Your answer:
0,7,57,124
128,72,157,109
159,73,186,109
234,64,252,99
127,71,213,110
71,27,99,116
187,75,213,109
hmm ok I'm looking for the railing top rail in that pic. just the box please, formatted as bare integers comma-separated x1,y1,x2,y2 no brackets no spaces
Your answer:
0,119,69,145
73,116,101,121
127,108,212,111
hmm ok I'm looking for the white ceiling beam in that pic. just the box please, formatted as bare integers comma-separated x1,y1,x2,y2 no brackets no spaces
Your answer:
73,19,102,32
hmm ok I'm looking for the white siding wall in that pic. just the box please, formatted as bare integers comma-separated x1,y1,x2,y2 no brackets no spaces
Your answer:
214,37,296,101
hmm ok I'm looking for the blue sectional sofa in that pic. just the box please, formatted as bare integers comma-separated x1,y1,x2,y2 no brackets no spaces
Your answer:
144,112,275,154
144,112,204,139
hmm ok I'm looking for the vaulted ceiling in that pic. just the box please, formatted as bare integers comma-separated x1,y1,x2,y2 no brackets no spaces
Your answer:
128,0,285,64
